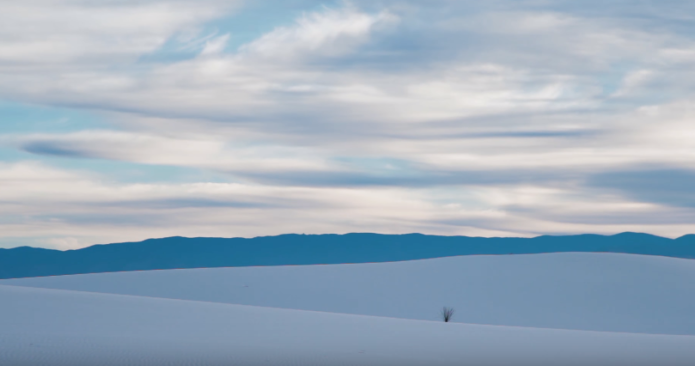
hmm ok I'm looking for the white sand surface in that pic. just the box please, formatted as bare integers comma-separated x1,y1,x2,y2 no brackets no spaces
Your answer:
3,284,695,366
6,252,695,334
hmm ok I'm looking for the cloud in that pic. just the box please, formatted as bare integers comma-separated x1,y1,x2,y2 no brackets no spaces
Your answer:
0,162,513,248
8,128,614,189
239,5,397,60
2,1,695,247
0,0,237,67
200,34,232,56
2,160,695,251
588,168,695,209
10,130,337,175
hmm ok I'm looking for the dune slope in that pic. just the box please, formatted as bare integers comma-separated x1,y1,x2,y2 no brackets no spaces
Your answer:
5,252,695,335
3,284,695,366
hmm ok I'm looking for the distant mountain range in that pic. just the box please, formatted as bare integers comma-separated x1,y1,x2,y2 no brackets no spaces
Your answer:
1,232,694,279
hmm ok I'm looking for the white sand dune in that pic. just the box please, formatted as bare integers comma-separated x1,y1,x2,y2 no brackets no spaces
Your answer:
5,252,695,335
3,284,695,366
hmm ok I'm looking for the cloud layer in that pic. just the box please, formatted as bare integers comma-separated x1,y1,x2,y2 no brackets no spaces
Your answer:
1,0,695,248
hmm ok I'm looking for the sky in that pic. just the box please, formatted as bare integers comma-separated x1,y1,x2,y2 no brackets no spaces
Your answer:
1,0,695,249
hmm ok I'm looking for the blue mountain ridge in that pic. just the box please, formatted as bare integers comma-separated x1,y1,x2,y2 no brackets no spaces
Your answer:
1,232,694,279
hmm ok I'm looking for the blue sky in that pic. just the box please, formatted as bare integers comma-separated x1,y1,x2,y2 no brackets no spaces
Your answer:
1,0,695,249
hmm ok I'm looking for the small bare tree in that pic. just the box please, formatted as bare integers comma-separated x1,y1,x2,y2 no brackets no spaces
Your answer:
441,307,455,322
